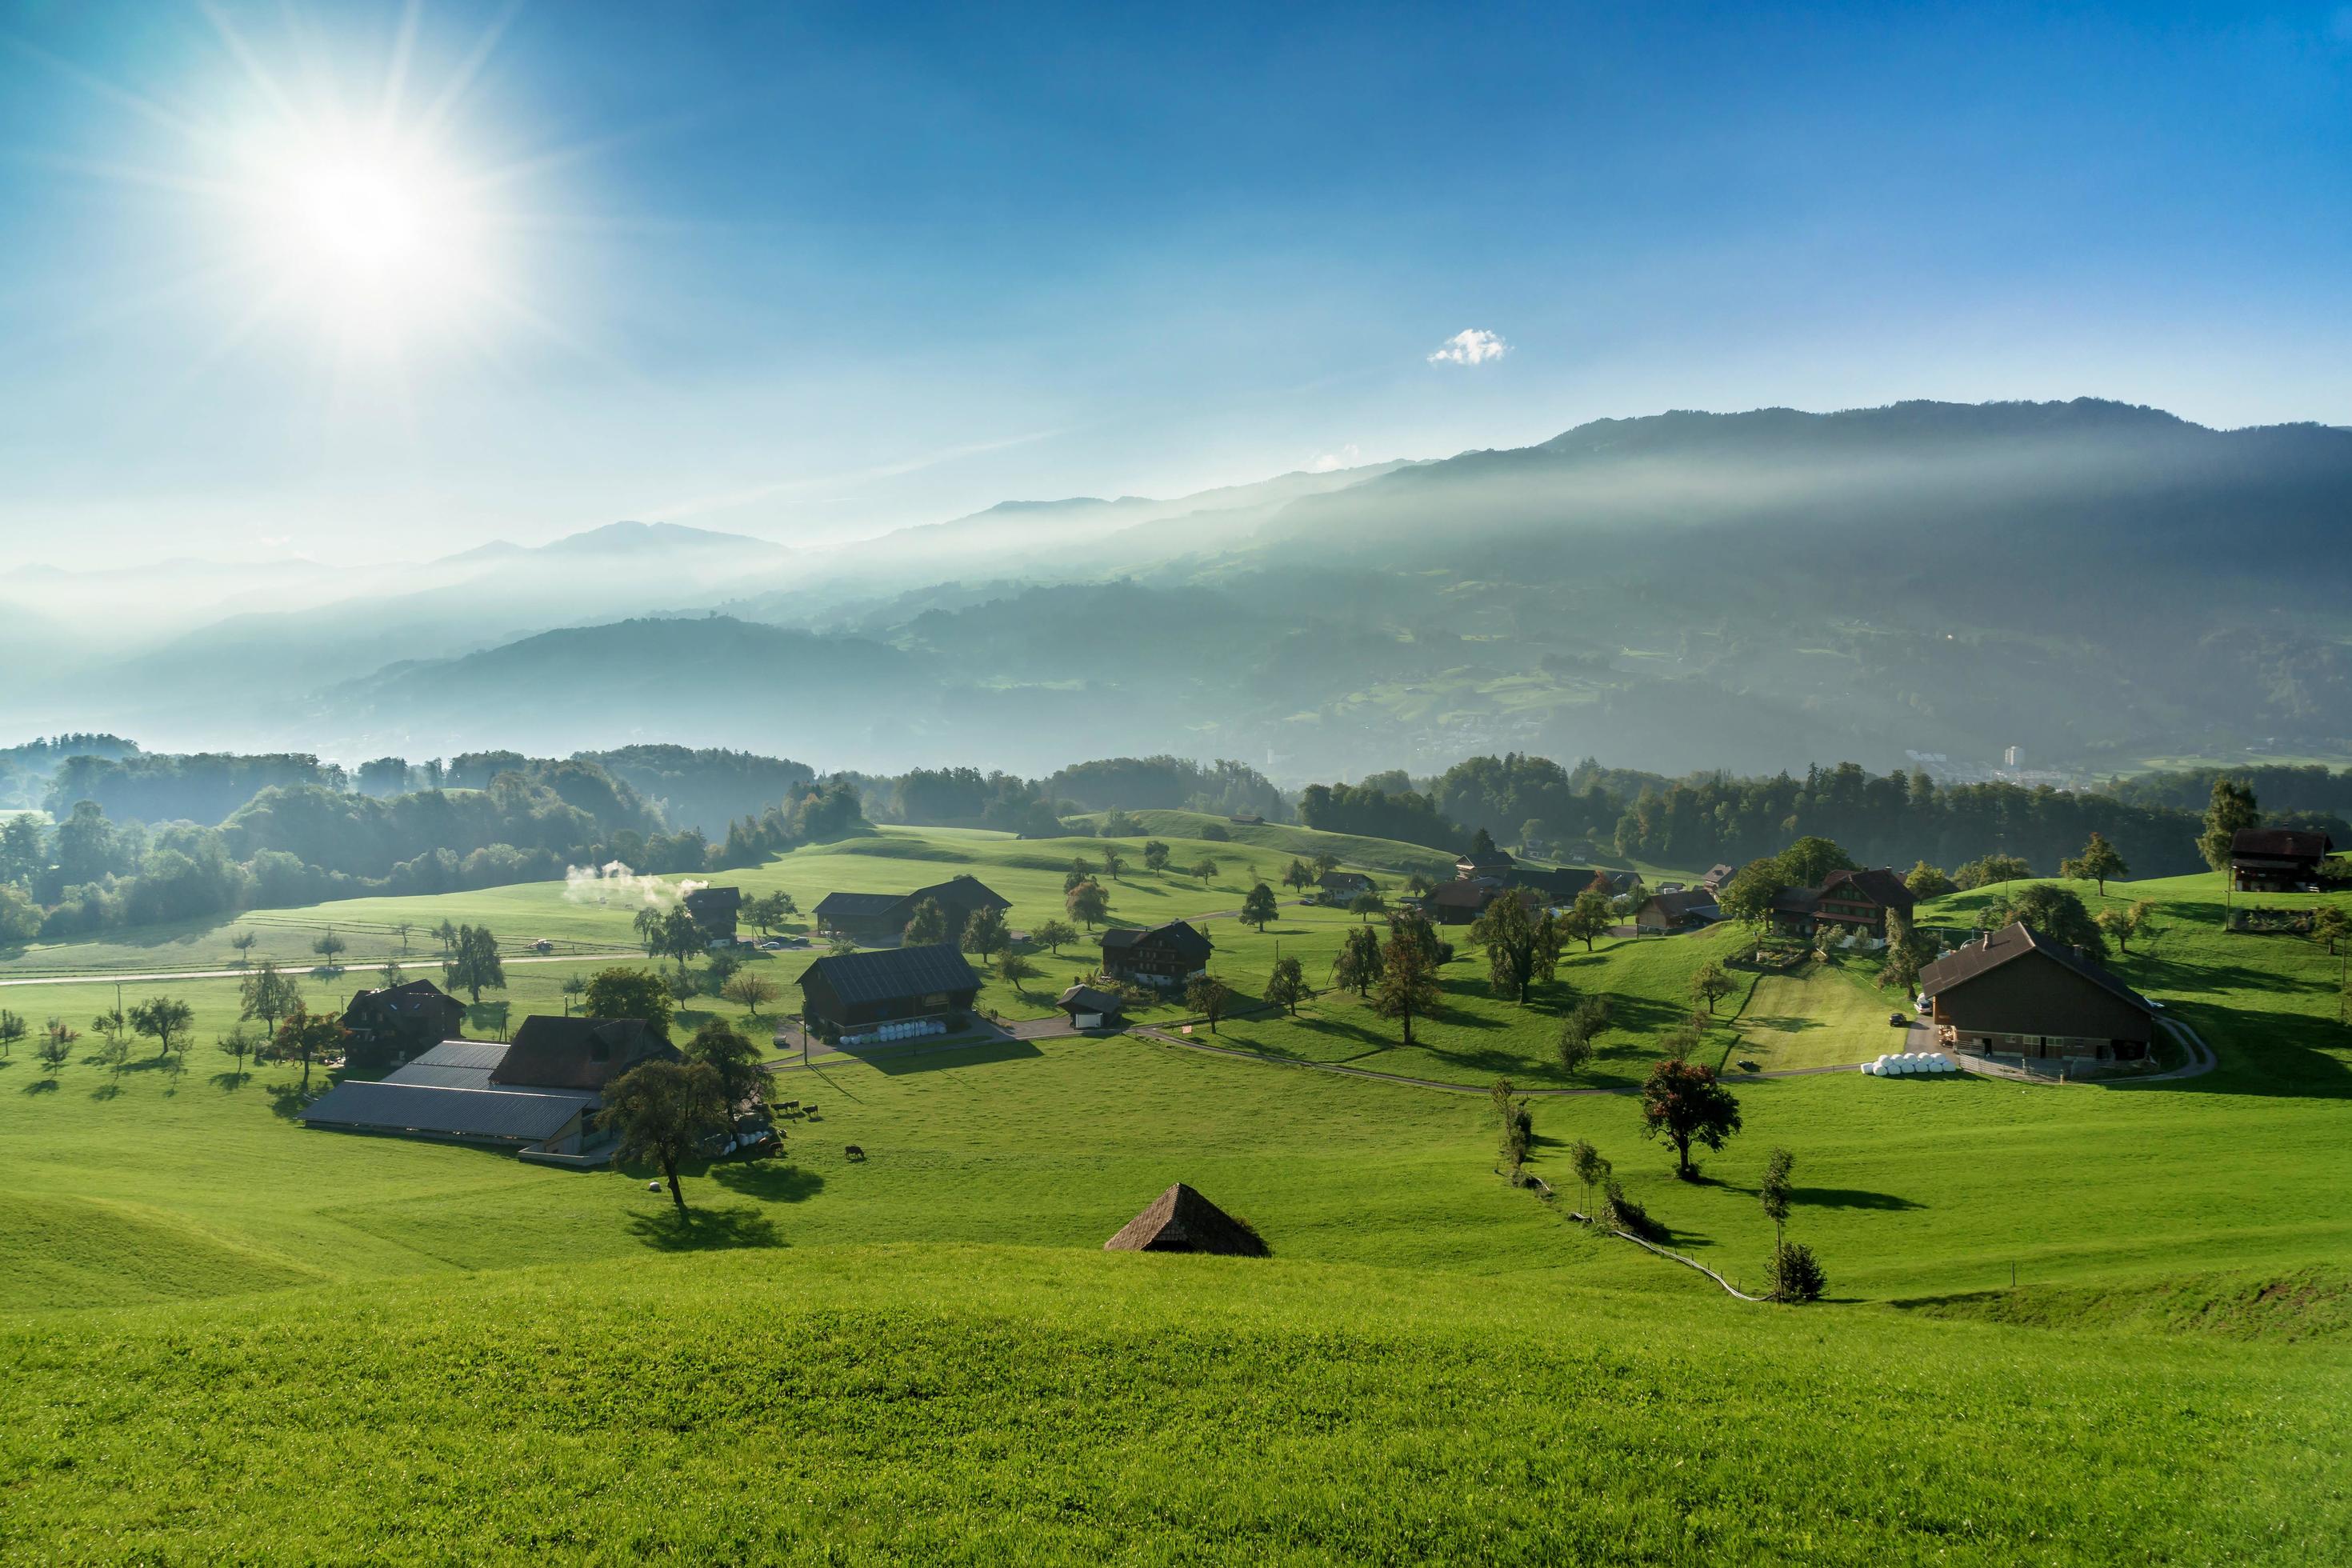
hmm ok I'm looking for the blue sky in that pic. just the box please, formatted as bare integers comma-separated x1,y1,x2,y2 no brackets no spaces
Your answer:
1,1,2347,566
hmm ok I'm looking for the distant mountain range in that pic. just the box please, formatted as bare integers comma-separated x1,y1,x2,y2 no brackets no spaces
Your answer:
6,398,2350,779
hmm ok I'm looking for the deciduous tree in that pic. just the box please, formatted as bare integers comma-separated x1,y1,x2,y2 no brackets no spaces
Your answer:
1562,889,1616,951
1263,955,1307,1015
1979,882,2106,955
1031,918,1077,955
447,924,507,1002
722,970,780,1016
1331,925,1384,996
1348,890,1389,923
1690,960,1735,1015
1470,892,1560,1004
1569,1138,1610,1215
1142,840,1170,874
1903,861,1955,899
902,896,952,947
274,1005,347,1094
2060,832,2129,895
1760,1146,1794,1256
1241,882,1279,930
229,931,258,966
2198,778,2260,875
216,1024,256,1082
1066,880,1110,930
961,905,1010,960
684,1016,766,1118
1638,1056,1742,1179
1185,974,1232,1032
1372,924,1442,1046
129,995,193,1059
995,947,1039,995
240,960,301,1038
1282,858,1314,894
606,1058,729,1214
586,966,677,1039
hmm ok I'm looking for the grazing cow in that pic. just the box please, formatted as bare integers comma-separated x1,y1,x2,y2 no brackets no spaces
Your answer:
844,1145,865,1162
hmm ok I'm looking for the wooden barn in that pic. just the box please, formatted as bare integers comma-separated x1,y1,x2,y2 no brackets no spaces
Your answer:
798,942,982,1031
812,875,1011,943
684,886,742,942
1916,922,2156,1062
2229,827,2334,892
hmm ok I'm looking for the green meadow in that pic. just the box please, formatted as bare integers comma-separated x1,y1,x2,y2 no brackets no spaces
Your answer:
4,824,2351,1560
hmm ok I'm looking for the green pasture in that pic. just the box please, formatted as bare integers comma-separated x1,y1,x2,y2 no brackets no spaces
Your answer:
8,836,2352,1560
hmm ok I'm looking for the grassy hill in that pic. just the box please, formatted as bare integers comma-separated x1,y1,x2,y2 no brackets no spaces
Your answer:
6,834,2352,1558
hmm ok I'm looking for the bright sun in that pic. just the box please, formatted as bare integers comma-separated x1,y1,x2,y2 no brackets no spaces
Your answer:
256,140,482,341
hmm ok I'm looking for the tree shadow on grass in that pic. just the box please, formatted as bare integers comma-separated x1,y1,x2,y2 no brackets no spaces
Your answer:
90,1081,122,1101
710,1162,826,1202
1796,1186,1923,1211
22,1077,59,1094
265,1081,314,1121
1744,1014,1825,1034
211,1070,250,1093
626,1202,784,1252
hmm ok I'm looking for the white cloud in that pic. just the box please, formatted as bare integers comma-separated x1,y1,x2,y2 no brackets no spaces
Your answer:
1306,443,1361,473
1427,328,1509,366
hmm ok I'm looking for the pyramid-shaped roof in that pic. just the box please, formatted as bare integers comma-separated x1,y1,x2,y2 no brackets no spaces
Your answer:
1102,1182,1269,1257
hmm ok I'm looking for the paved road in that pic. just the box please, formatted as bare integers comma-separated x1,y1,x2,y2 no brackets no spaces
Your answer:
0,952,648,990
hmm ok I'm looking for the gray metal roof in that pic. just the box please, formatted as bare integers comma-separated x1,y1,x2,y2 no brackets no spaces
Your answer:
409,1040,510,1070
300,1080,595,1142
798,941,980,1005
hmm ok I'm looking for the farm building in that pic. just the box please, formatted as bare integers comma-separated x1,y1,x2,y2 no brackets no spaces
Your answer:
1100,920,1214,990
1633,889,1722,934
1456,845,1515,879
684,886,742,942
340,978,466,1067
296,1020,671,1158
1771,866,1915,939
1056,984,1127,1030
2229,827,2334,891
798,942,982,1031
813,875,1011,943
1317,870,1376,905
1916,922,2157,1062
1588,869,1642,899
1699,862,1736,893
1509,866,1595,902
1105,1182,1269,1256
1424,878,1503,925
492,1015,673,1089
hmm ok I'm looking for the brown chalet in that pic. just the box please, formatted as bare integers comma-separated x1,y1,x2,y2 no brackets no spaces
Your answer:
1917,922,2156,1062
684,886,742,942
1771,866,1915,939
2229,828,2334,892
798,942,982,1031
813,876,1012,944
1100,920,1214,991
340,978,466,1068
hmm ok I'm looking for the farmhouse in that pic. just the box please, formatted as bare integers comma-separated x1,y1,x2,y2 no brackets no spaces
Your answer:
798,942,982,1031
684,886,742,942
1056,984,1126,1030
2229,827,2334,892
1318,870,1376,905
813,875,1012,943
1772,866,1915,939
1510,866,1595,902
340,978,465,1066
1456,845,1515,879
296,1018,671,1158
1633,889,1722,933
1100,920,1214,990
1917,922,2157,1062
1424,878,1502,925
1104,1182,1269,1257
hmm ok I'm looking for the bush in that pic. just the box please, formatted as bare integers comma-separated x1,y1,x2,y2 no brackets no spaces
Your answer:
1770,1242,1826,1302
1199,822,1230,842
1598,1180,1663,1242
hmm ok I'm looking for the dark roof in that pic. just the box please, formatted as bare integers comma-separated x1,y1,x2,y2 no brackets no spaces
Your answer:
385,1039,510,1090
684,885,742,914
1103,1182,1269,1257
1319,870,1375,894
912,875,1010,911
2231,827,2334,859
1641,890,1722,919
1058,985,1126,1017
814,890,906,920
490,1016,659,1090
1917,922,2153,1014
1819,866,1917,911
300,1080,596,1142
1429,878,1500,909
1457,849,1515,872
1702,862,1736,886
798,942,981,1006
1100,920,1214,960
1770,886,1822,914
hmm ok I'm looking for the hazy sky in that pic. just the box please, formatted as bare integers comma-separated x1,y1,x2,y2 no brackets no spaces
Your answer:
2,1,2348,568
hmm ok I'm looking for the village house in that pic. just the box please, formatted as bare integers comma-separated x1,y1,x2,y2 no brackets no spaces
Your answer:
798,942,982,1033
1456,844,1515,880
1056,984,1127,1031
1771,866,1915,940
1423,878,1502,925
812,875,1012,943
1508,866,1596,902
1916,922,2157,1062
1317,870,1377,906
1100,919,1214,990
1632,889,1722,934
684,886,743,942
2228,827,2334,892
1699,863,1736,894
339,978,466,1068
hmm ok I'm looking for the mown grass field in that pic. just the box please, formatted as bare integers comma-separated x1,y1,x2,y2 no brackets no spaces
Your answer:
6,834,2352,1560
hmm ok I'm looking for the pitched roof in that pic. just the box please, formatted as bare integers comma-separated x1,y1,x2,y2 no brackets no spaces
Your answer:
1819,866,1916,911
1641,890,1722,919
1103,1182,1270,1257
1917,921,2153,1014
1770,885,1822,914
912,875,1010,910
490,1016,658,1090
1057,984,1126,1017
798,942,981,1006
814,890,906,920
2231,827,2334,859
1702,862,1736,886
347,978,462,1016
685,885,742,914
1101,920,1214,959
1429,878,1500,909
300,1080,597,1142
385,1038,510,1090
1318,870,1375,894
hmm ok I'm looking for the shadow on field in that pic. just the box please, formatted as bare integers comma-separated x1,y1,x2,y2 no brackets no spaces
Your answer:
850,1038,1042,1076
1796,1186,1922,1211
265,1082,313,1120
90,1081,121,1100
627,1203,784,1252
1744,1014,1825,1034
211,1070,250,1093
710,1162,826,1203
22,1077,59,1094
2157,1004,2352,1100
